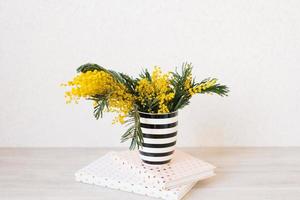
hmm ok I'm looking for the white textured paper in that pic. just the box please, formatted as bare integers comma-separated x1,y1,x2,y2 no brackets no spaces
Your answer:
76,153,195,200
112,150,216,189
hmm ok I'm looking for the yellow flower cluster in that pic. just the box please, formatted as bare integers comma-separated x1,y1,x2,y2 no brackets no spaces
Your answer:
63,70,134,124
184,75,193,90
186,78,217,96
63,70,114,102
136,67,175,113
109,88,134,124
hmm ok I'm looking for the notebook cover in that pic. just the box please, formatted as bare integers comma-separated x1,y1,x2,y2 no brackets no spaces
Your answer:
111,150,216,189
75,152,213,200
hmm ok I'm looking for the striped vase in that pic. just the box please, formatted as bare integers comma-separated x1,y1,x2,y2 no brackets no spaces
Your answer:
139,111,178,165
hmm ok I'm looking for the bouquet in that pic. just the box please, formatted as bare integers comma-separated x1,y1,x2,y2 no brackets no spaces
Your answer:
62,62,229,149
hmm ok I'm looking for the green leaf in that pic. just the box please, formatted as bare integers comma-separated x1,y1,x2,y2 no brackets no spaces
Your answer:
91,95,109,120
76,63,106,73
120,105,143,150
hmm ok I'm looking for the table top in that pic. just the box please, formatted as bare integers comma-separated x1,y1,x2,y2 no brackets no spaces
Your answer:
1,147,300,200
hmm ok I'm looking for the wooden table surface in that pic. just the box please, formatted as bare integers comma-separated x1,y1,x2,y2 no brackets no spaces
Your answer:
1,148,300,200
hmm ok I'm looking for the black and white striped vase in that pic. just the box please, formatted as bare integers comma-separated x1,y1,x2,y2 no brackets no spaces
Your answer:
138,111,178,165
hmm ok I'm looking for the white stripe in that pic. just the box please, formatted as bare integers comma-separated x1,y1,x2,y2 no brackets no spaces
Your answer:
140,146,176,153
139,154,174,162
140,117,178,125
141,127,178,134
143,136,177,144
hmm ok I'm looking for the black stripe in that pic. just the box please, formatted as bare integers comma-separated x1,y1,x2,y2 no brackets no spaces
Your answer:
142,159,171,165
139,150,174,157
142,132,177,139
139,112,177,119
142,141,176,148
140,122,178,129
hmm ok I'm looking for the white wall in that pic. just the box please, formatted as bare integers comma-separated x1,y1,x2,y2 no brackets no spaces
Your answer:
1,0,300,147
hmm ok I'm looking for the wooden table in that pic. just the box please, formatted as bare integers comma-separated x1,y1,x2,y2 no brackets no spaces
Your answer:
1,148,300,200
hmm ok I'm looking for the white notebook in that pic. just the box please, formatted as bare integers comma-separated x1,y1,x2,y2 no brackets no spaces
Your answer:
111,150,216,189
75,151,215,200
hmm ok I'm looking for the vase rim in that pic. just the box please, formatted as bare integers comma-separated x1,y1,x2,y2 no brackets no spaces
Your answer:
138,110,178,115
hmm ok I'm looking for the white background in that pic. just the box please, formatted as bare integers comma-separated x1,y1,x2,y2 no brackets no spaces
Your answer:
0,0,299,147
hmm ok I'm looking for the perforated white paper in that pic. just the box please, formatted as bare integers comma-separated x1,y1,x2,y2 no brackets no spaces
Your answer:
75,151,215,200
112,150,216,189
